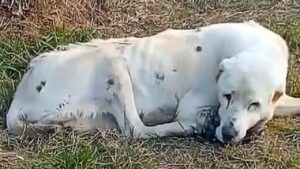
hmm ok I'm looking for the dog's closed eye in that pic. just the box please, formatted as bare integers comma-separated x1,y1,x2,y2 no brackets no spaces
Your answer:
248,102,260,111
223,94,232,102
223,94,232,109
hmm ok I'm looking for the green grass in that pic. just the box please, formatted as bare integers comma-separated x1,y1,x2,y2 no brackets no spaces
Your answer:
30,133,155,169
0,0,300,168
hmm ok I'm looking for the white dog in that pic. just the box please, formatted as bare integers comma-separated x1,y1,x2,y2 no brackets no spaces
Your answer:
5,21,300,143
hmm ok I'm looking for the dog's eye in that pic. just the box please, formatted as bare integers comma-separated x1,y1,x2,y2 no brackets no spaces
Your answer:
248,102,260,111
223,94,232,102
223,94,232,109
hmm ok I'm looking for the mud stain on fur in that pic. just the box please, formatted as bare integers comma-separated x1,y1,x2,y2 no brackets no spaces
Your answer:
36,85,43,92
106,78,115,90
155,72,165,81
36,80,47,93
196,46,202,52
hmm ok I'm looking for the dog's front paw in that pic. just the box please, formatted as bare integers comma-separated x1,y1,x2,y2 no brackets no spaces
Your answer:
122,127,155,139
174,122,197,137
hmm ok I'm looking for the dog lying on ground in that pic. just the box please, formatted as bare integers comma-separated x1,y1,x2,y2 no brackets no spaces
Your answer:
5,21,300,143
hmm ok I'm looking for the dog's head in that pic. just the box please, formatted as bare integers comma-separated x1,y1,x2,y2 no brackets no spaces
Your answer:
215,55,284,144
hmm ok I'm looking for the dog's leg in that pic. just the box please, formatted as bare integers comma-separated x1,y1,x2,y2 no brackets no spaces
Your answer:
274,94,300,117
111,61,192,138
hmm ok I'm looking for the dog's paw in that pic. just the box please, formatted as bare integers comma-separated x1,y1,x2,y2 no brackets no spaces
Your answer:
122,127,155,139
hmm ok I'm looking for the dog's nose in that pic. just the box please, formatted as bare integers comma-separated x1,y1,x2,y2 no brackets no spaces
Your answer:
222,123,238,143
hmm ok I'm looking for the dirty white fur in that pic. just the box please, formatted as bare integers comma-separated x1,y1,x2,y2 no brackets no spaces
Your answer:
6,21,300,143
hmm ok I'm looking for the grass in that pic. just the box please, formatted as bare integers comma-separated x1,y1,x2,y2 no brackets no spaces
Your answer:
0,0,300,168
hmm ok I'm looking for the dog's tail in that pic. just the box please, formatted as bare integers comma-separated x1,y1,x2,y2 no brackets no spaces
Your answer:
274,94,300,117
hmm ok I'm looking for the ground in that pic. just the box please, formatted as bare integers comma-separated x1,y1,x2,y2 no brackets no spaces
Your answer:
0,0,300,168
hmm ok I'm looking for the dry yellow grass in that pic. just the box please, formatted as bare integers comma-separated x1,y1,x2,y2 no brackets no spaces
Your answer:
0,0,300,168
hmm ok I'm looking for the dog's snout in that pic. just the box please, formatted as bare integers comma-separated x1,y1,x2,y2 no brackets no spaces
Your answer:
222,122,238,143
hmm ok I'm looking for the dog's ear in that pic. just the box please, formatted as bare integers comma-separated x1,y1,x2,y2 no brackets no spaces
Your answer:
272,90,283,103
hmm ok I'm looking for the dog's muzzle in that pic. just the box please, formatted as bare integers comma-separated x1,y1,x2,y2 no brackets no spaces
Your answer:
221,122,238,143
